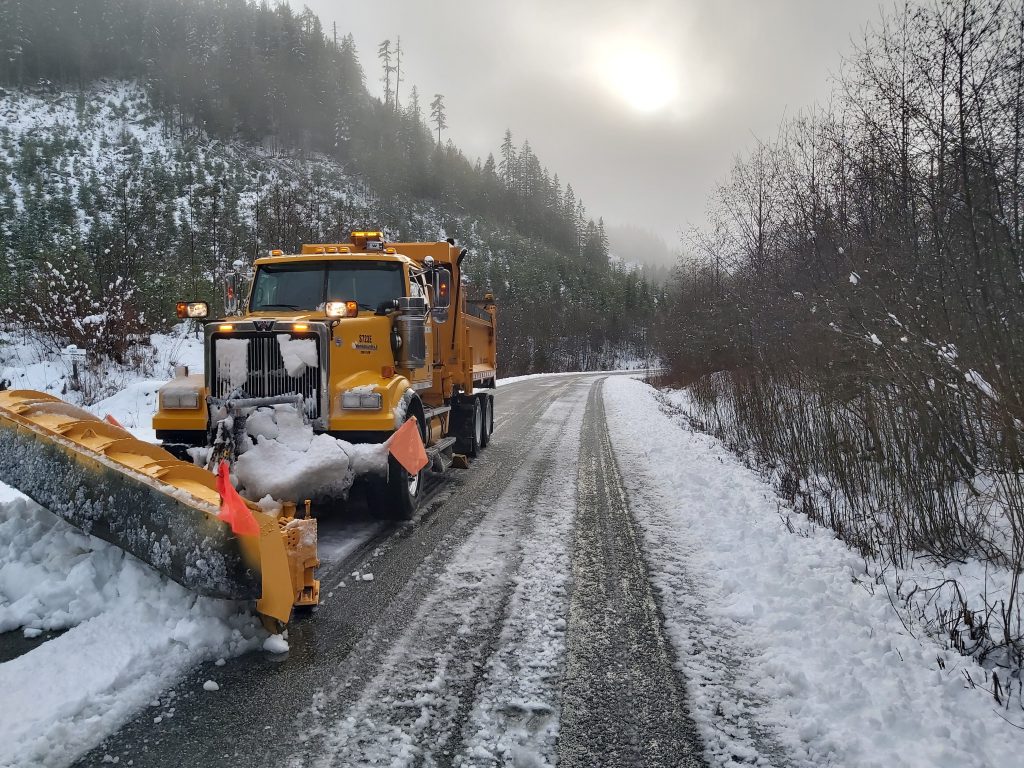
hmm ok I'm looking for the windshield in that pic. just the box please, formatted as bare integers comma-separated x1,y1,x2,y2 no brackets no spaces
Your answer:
250,261,405,311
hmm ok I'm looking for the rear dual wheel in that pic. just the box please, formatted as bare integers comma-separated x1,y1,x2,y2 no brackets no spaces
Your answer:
453,394,495,458
479,395,492,448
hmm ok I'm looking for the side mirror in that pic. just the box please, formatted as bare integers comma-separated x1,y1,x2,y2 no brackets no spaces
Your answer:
225,274,240,315
176,301,209,319
433,267,452,310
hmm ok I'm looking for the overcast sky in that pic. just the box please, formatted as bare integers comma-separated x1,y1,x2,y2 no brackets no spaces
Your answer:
304,1,885,248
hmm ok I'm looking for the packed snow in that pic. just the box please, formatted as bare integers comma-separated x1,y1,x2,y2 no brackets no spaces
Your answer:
234,404,388,503
215,338,250,392
603,377,1024,768
276,334,318,378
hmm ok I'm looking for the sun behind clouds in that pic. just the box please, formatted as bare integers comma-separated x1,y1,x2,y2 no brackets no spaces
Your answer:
597,46,680,114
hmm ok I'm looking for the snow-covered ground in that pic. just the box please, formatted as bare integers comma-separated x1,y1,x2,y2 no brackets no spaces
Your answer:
0,495,263,768
604,377,1024,768
0,324,204,439
0,327,249,767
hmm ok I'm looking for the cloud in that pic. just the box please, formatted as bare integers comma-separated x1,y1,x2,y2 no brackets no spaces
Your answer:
305,0,882,245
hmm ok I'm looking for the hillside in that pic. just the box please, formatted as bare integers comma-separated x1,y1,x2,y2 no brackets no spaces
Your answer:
0,0,661,377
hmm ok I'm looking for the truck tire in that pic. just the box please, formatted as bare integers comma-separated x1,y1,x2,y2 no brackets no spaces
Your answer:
468,397,483,457
453,396,482,458
380,453,421,521
479,395,492,448
371,414,424,521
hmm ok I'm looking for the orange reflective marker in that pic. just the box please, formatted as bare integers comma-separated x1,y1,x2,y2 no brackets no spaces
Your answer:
389,417,429,475
216,460,260,536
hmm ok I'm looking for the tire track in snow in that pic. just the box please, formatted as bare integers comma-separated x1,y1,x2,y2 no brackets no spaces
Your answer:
285,378,591,767
557,379,706,768
448,380,589,766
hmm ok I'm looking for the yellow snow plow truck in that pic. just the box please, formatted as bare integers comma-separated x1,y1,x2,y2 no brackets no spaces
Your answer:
0,233,497,626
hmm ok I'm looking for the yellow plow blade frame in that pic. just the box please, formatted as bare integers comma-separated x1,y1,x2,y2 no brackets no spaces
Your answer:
0,390,318,624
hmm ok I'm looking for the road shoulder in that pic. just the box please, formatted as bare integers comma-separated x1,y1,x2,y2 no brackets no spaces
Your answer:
602,376,1024,768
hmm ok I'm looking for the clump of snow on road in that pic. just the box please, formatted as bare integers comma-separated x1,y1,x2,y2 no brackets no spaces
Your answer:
603,377,1024,768
263,633,290,654
234,404,387,502
0,495,262,767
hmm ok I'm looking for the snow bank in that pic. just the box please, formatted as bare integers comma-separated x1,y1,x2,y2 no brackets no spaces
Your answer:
0,496,262,767
234,405,387,502
603,377,1024,768
86,378,165,442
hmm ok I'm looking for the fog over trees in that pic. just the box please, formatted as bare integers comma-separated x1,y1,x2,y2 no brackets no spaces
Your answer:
0,0,661,374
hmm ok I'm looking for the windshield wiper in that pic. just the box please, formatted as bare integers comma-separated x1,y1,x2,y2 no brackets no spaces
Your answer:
256,303,302,310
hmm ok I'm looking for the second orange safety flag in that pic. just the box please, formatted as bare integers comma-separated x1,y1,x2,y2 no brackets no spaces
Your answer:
216,460,260,536
389,417,429,475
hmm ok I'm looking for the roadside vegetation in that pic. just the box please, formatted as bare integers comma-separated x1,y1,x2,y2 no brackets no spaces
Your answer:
657,0,1024,681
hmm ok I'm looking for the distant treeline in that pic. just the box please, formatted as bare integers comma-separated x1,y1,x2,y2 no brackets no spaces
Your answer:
658,0,1024,662
0,0,662,374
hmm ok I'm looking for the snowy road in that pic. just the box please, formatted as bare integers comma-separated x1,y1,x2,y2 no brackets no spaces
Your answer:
6,372,1023,767
72,372,706,767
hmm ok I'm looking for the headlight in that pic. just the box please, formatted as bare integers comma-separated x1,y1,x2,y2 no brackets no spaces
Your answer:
341,390,382,410
326,300,359,318
176,301,209,319
161,391,200,409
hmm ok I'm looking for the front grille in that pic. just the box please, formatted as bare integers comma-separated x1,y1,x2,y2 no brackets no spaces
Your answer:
210,332,322,419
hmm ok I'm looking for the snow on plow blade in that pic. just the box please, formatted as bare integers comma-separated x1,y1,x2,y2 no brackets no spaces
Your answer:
0,390,318,625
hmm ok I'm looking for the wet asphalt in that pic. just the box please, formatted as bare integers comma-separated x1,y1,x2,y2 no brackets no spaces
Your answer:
558,380,705,767
69,373,708,768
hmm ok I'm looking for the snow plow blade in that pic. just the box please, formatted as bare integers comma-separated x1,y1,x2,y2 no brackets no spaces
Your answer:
0,390,318,625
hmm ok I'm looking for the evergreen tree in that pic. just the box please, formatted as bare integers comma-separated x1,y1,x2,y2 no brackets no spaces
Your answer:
377,39,393,107
429,93,447,144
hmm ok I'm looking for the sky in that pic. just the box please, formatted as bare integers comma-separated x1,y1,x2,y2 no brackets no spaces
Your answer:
304,1,886,251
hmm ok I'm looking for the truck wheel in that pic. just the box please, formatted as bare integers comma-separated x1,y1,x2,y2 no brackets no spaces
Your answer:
381,454,421,521
372,415,424,521
453,396,482,458
479,395,491,448
468,397,483,457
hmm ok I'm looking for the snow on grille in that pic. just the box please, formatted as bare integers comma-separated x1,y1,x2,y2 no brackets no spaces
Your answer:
212,334,321,418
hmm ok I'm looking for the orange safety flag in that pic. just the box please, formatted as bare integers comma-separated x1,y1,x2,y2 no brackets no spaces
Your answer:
389,417,429,475
216,460,260,536
104,414,125,429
